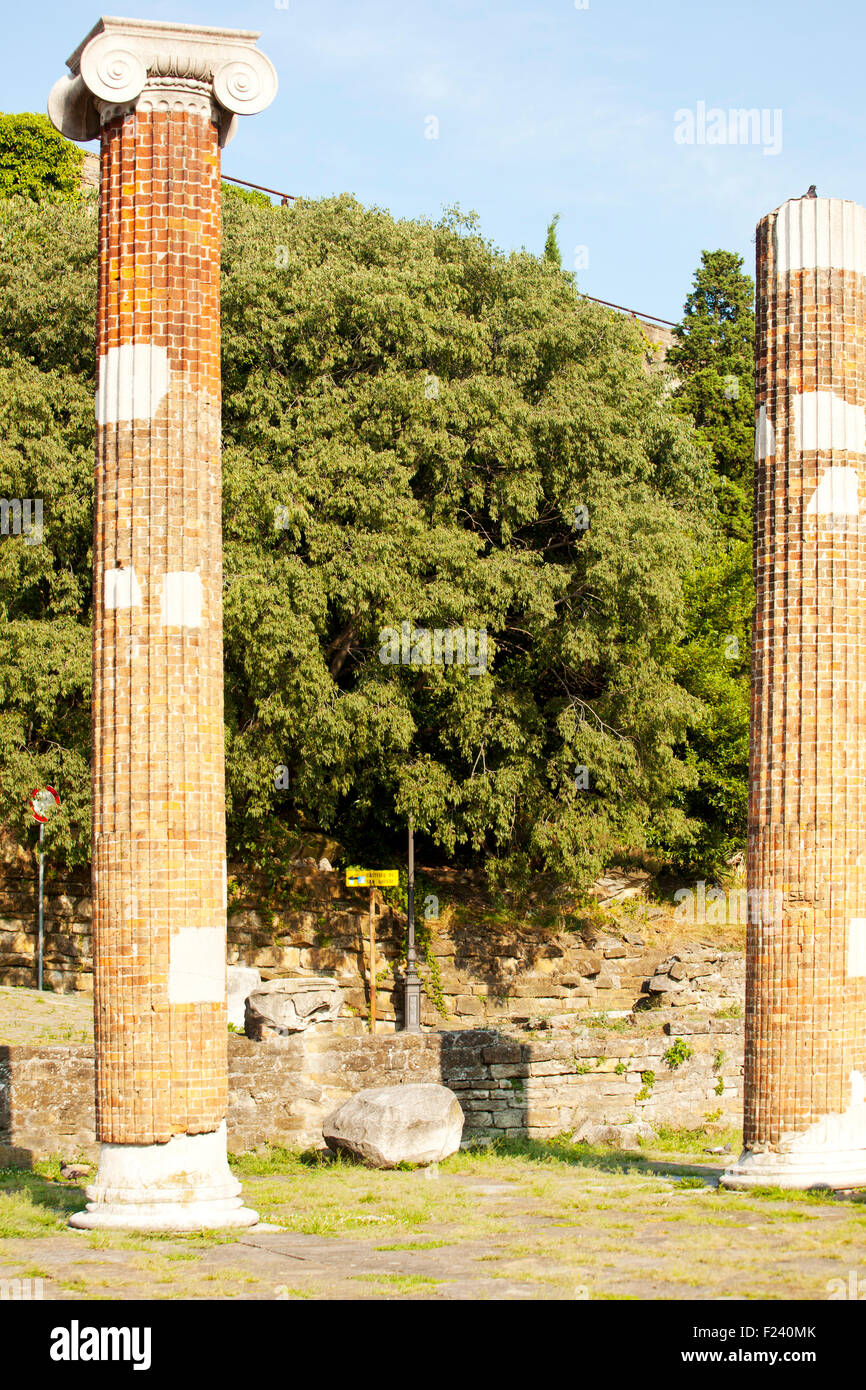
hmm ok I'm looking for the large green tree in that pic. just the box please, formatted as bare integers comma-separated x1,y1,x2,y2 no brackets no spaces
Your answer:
667,250,755,543
0,190,716,888
662,250,756,879
0,113,83,203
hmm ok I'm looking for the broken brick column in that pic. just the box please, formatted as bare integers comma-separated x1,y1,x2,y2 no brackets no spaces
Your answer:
48,17,276,1229
723,197,866,1190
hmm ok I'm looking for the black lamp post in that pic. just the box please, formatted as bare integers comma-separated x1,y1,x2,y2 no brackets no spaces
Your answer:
403,815,422,1032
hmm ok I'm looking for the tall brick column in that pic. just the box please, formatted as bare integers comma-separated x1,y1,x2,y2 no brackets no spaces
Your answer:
723,197,866,1190
48,17,277,1229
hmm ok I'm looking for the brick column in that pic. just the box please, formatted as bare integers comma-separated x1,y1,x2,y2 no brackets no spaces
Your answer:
48,17,276,1230
723,197,866,1190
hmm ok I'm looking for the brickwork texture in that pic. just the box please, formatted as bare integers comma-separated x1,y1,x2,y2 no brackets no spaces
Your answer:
91,100,227,1145
746,197,866,1151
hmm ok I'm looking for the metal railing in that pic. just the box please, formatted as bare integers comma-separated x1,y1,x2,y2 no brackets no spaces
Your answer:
222,174,296,204
222,175,676,329
577,294,676,328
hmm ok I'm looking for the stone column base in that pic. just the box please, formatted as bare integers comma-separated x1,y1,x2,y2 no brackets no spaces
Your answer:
721,1146,866,1192
68,1122,259,1231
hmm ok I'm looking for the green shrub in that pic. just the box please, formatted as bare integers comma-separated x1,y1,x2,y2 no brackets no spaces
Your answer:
0,113,83,202
663,1038,693,1070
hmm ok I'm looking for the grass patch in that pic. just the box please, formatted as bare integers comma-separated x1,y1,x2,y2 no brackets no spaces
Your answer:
748,1184,866,1207
642,1123,741,1157
579,1013,634,1034
373,1240,451,1251
352,1273,444,1293
0,1169,83,1237
231,1146,359,1177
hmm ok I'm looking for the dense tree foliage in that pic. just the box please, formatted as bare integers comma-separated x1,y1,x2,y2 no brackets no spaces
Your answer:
0,113,83,202
667,250,755,544
662,250,755,878
0,189,719,888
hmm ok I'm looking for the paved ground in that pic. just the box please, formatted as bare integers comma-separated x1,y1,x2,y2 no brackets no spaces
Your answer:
2,1136,865,1300
2,983,862,1301
0,985,92,1045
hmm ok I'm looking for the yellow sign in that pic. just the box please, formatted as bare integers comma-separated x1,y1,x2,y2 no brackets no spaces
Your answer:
345,869,399,887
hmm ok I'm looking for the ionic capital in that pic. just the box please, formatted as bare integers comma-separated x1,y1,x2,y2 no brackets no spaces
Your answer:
48,16,277,146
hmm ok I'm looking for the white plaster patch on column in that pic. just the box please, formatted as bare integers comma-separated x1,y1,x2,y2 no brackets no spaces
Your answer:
806,466,860,517
754,404,776,461
779,1071,866,1153
774,198,866,276
160,571,203,628
95,343,171,425
848,919,866,977
792,391,866,455
104,566,143,609
168,927,225,1004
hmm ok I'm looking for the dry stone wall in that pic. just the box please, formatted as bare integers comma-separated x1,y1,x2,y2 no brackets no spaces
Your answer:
0,854,745,1036
1,1011,743,1162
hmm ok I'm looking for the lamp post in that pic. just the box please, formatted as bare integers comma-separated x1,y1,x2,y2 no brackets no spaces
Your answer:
30,786,60,992
403,815,422,1032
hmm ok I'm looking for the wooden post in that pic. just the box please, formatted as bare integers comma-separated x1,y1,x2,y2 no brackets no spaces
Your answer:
369,887,377,1035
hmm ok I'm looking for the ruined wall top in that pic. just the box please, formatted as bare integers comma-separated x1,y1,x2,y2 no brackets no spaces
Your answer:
761,195,866,276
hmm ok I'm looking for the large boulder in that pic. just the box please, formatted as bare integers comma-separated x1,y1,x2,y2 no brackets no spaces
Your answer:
573,1119,655,1150
227,965,261,1031
245,975,344,1037
323,1083,464,1168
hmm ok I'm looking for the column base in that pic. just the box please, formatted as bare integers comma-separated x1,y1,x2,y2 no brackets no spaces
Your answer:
721,1146,866,1192
68,1121,259,1232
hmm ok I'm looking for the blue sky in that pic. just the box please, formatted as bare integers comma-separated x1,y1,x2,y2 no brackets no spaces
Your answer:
9,0,866,321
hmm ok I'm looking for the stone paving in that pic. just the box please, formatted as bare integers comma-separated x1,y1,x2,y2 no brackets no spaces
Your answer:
2,1138,865,1300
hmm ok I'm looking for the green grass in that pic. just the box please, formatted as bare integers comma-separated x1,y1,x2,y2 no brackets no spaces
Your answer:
580,1012,634,1033
642,1123,741,1156
374,1240,451,1250
4,1133,865,1301
351,1273,444,1292
230,1146,357,1177
748,1184,866,1207
0,1169,82,1237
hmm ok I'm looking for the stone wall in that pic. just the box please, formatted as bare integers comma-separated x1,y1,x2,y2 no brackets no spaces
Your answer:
0,838,92,994
0,850,744,1037
1,1012,743,1163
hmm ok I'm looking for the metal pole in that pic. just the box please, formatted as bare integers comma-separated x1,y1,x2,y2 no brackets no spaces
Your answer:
403,815,422,1032
369,887,377,1035
37,821,44,992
